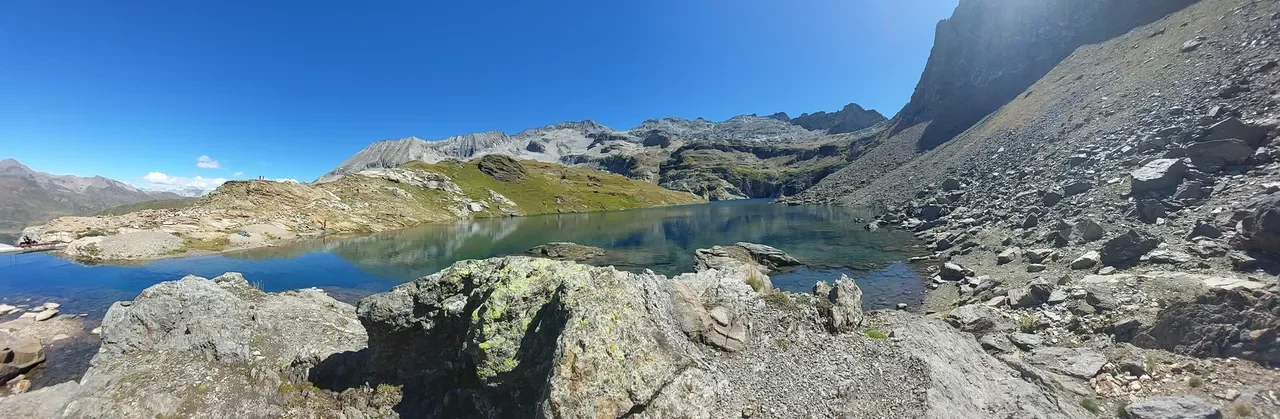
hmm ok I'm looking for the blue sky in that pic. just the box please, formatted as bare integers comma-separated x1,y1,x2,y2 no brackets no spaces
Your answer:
0,0,958,191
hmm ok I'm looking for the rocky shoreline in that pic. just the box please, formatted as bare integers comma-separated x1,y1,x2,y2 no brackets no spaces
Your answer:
1,237,1271,418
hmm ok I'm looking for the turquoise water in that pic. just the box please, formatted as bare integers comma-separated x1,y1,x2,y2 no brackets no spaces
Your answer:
0,200,929,319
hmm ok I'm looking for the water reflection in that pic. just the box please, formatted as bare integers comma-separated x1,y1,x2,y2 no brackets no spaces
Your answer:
0,200,929,320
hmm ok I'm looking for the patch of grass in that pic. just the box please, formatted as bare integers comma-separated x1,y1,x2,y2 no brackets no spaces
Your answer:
78,228,111,238
401,159,704,216
1079,397,1100,414
82,243,101,257
762,292,800,311
1116,402,1129,417
1232,402,1254,417
774,338,791,350
93,198,199,216
1144,355,1158,375
1018,314,1040,333
182,237,230,252
863,328,889,340
1187,375,1204,388
744,270,768,293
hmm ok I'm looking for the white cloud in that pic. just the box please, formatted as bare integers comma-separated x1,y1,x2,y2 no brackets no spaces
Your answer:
196,155,221,169
139,172,228,195
234,171,244,176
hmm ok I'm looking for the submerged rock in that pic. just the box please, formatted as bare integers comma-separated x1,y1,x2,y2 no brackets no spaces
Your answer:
523,242,605,261
0,332,44,384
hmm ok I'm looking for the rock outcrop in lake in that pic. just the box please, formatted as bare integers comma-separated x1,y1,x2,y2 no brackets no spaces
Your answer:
3,257,1097,418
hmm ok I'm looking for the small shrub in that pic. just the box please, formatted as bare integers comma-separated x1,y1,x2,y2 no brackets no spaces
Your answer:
78,228,110,238
1018,315,1040,333
1232,402,1254,417
863,328,889,340
1187,375,1204,388
1116,402,1129,417
183,237,230,252
1079,397,1100,414
763,292,799,311
1144,355,1158,375
774,338,791,349
83,243,101,257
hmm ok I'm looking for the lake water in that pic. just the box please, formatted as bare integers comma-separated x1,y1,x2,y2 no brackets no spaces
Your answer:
1,200,931,317
1,200,928,387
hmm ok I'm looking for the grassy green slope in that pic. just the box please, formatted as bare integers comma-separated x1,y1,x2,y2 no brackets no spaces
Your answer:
92,197,200,216
404,156,704,216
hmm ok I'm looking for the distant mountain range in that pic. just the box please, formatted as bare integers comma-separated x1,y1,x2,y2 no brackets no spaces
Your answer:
0,159,181,243
318,104,886,199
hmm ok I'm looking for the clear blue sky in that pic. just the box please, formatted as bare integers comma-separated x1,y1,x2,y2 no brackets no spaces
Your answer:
0,0,958,190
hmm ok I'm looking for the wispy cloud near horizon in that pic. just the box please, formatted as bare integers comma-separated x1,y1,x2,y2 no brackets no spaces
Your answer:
196,155,221,169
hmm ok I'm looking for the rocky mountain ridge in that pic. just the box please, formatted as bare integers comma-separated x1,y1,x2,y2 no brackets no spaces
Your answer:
318,105,887,200
0,159,181,244
788,0,1207,206
784,0,1280,415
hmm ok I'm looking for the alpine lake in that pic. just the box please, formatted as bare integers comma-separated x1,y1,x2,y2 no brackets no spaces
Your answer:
1,199,930,386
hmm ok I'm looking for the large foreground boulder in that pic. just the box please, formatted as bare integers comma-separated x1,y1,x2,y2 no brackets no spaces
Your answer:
0,273,379,418
357,257,1089,418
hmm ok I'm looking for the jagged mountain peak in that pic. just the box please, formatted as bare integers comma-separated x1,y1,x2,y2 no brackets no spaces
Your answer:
318,103,888,183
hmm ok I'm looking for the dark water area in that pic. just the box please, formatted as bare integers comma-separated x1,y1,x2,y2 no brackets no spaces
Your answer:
1,200,931,317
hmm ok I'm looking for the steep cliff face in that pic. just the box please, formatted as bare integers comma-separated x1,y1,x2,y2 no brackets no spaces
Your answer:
787,0,1203,205
898,0,1200,151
